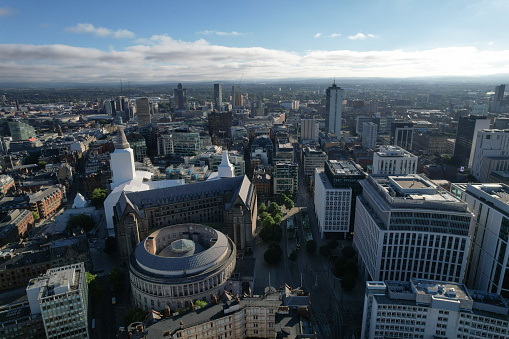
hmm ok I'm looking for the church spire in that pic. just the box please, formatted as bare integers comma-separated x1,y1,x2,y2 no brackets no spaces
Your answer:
115,125,130,149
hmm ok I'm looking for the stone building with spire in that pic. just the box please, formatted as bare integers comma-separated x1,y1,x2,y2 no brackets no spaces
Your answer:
104,127,257,263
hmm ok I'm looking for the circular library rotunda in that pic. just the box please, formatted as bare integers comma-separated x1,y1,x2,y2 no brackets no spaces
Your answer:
129,223,236,311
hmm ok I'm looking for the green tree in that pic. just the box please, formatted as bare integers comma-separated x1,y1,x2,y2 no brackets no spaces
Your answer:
271,205,282,218
90,188,107,208
124,308,147,327
268,202,279,214
262,216,275,229
105,236,117,255
258,202,266,214
67,214,95,233
342,245,356,259
319,244,331,256
194,300,207,308
32,211,39,220
284,198,294,210
327,239,339,250
108,267,124,295
341,274,357,291
86,272,103,306
38,161,47,169
306,240,316,253
260,212,269,220
273,214,282,226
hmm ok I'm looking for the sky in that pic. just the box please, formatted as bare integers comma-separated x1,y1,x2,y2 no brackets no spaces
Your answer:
1,0,509,84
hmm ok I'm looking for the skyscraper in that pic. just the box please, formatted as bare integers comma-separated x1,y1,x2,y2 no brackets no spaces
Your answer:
492,84,506,113
214,83,222,111
361,122,377,149
173,83,186,110
453,115,490,167
325,82,344,135
136,98,151,127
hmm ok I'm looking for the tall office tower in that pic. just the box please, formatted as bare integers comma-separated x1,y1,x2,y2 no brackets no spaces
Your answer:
273,162,299,195
235,92,244,107
492,84,506,113
300,118,319,141
361,280,509,339
250,101,265,117
372,145,417,175
214,83,223,111
136,98,151,127
325,82,344,135
231,86,236,106
454,115,491,167
354,174,473,282
314,160,366,238
27,263,89,339
390,121,414,150
451,183,509,297
104,99,113,115
361,122,377,149
173,83,187,110
470,129,509,182
356,116,374,135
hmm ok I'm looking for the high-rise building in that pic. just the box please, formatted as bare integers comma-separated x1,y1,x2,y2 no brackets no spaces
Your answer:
354,174,473,282
390,121,414,150
173,83,187,110
8,120,36,141
214,83,222,111
454,115,490,167
451,183,509,297
361,280,509,339
314,160,366,238
325,82,344,135
470,129,509,182
172,128,201,156
492,84,506,113
356,116,374,135
300,118,319,141
301,146,328,177
273,162,298,195
362,122,377,149
136,98,151,127
208,111,233,137
372,145,418,175
126,133,148,162
27,263,89,339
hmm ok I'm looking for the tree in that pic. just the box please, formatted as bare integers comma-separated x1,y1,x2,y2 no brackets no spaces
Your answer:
262,216,275,229
105,236,117,255
260,212,269,220
194,300,207,308
327,239,339,250
306,240,316,253
268,202,279,214
108,267,124,295
124,308,147,327
319,244,331,256
264,242,282,264
86,272,103,306
341,274,356,291
273,214,282,226
271,205,282,218
38,161,47,169
90,188,107,207
258,202,266,214
67,214,95,233
284,198,294,210
342,245,356,259
32,211,39,220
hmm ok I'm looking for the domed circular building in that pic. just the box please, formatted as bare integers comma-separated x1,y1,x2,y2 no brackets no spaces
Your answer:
129,223,236,311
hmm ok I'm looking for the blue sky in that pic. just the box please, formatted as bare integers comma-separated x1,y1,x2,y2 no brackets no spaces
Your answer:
1,0,508,83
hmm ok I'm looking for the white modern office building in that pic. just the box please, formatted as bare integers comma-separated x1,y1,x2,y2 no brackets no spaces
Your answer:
300,118,319,142
371,145,418,175
26,263,89,339
362,122,377,149
451,183,509,298
353,174,473,283
361,279,509,339
325,82,344,135
314,160,366,239
470,129,509,182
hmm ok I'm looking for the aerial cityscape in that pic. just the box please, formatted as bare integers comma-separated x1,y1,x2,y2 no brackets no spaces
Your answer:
1,1,509,339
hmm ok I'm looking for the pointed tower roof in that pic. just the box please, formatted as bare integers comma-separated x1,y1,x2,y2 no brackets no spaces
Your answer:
218,151,235,178
115,126,130,149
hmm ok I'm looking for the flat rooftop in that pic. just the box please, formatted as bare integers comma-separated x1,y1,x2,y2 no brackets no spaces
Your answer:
411,279,470,302
327,160,365,176
376,145,416,158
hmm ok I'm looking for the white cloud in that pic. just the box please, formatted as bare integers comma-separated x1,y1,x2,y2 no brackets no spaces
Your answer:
65,23,134,39
347,33,377,40
197,30,246,36
0,7,13,16
314,33,321,38
330,33,341,38
0,39,509,83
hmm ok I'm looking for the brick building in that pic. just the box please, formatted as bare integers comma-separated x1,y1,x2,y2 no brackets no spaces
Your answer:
0,210,35,246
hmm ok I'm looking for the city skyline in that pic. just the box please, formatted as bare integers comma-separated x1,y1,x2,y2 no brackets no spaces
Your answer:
1,0,509,84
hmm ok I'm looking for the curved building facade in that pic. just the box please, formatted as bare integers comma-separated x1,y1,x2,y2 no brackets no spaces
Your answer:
129,223,236,311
